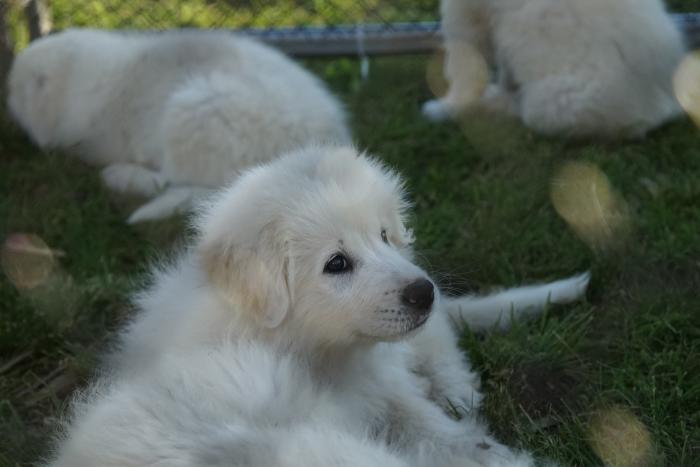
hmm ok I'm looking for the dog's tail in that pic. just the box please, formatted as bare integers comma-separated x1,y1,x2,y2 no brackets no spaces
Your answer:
442,272,590,332
127,186,213,224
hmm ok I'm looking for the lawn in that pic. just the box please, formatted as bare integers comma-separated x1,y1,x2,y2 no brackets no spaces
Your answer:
1,47,700,467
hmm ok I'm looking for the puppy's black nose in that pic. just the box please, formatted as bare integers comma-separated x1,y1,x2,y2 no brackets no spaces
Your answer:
401,278,434,311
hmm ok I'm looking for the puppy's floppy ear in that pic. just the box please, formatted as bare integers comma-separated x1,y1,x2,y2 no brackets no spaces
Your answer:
199,224,291,328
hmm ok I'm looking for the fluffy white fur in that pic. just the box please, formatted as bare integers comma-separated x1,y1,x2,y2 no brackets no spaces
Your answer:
423,0,685,139
7,28,350,223
47,146,589,467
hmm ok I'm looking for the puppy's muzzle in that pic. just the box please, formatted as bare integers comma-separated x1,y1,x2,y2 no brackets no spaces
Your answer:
401,278,434,317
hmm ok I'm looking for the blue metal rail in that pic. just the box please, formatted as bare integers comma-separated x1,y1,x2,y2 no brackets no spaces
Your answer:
237,14,700,57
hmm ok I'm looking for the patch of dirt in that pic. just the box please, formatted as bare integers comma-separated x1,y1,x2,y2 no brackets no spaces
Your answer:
505,360,584,421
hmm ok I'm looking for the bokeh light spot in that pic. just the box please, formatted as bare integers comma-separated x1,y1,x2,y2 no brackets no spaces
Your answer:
550,161,631,251
673,52,700,127
426,49,448,99
1,233,57,289
588,406,654,467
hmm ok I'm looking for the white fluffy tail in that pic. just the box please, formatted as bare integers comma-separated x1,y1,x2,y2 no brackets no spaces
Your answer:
443,272,590,331
127,186,213,224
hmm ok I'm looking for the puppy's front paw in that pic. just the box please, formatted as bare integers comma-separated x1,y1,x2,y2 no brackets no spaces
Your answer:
421,99,454,122
430,364,483,418
127,200,178,224
440,380,483,419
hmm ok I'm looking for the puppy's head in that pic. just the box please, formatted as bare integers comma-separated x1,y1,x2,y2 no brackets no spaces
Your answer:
7,31,76,147
8,29,119,148
197,146,436,348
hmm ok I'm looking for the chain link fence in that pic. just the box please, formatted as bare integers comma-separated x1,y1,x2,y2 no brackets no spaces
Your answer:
2,0,700,76
1,0,440,54
4,1,700,57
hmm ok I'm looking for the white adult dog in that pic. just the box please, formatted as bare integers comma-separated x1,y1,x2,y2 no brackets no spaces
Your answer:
423,0,685,139
7,29,350,223
47,146,589,467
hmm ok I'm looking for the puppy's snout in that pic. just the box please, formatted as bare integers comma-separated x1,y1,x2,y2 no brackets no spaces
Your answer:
401,279,434,312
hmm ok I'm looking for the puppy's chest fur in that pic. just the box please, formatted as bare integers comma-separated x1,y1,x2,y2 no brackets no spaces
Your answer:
309,343,434,442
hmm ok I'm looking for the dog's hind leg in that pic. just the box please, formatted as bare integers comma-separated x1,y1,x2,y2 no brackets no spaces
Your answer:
443,272,590,332
127,186,213,224
423,0,492,121
423,38,491,121
101,163,167,197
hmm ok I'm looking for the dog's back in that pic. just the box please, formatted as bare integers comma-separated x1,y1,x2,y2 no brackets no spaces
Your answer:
495,0,684,137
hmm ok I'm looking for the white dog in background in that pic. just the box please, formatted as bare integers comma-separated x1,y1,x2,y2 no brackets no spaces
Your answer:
46,146,589,467
423,0,685,139
7,29,350,223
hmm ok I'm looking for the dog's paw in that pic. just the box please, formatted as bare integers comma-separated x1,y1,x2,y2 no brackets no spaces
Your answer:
441,386,483,420
430,365,483,418
126,187,204,224
101,164,166,197
421,99,454,122
127,199,181,224
127,204,167,224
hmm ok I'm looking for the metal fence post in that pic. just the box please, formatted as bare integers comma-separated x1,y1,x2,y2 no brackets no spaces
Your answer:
24,0,51,41
0,0,14,87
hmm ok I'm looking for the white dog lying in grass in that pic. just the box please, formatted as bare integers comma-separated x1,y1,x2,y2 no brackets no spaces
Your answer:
423,0,685,139
7,29,350,223
47,146,589,467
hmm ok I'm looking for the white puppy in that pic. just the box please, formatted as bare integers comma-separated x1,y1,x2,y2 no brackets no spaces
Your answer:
423,0,685,139
47,146,589,467
7,29,350,223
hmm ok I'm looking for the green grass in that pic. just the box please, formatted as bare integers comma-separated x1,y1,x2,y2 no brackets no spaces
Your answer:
1,55,700,466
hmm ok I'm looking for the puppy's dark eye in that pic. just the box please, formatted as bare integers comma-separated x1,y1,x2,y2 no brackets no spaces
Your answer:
324,254,352,274
381,229,389,244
